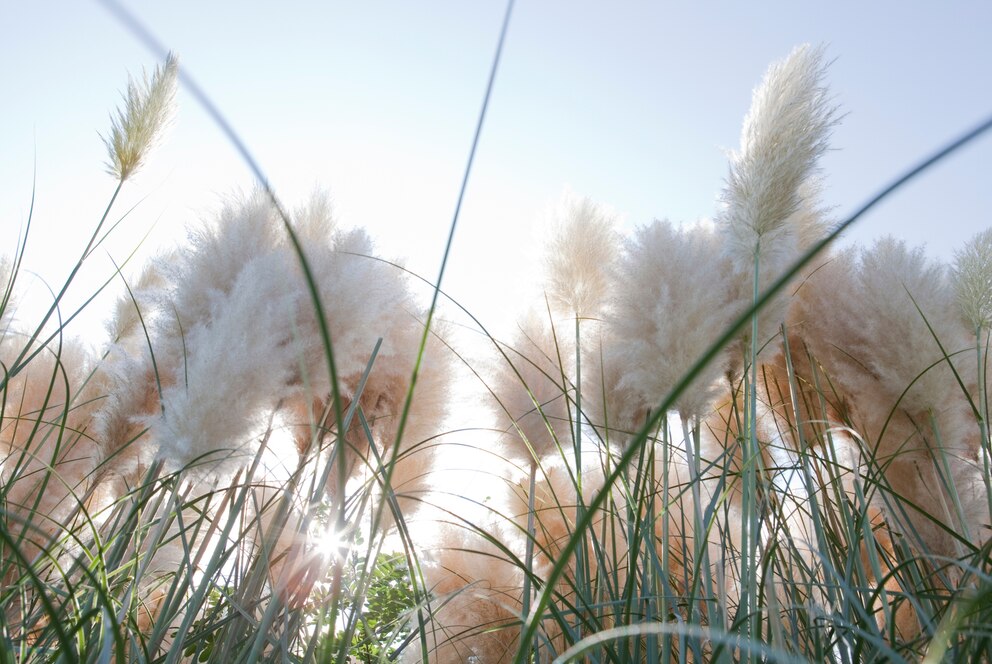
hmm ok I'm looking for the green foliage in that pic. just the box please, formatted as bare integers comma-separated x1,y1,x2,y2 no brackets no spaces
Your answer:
181,587,237,663
318,552,416,664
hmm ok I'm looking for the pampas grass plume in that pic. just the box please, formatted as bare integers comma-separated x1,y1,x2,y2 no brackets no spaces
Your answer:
851,237,967,414
150,251,299,475
492,310,573,461
953,227,992,332
103,52,178,181
544,191,619,318
408,522,523,664
721,44,836,270
606,219,735,420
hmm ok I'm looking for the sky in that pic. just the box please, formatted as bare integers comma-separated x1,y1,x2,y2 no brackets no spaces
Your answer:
2,2,991,345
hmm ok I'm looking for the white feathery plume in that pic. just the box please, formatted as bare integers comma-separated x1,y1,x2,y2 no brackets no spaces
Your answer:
104,251,171,349
95,192,297,481
162,190,286,342
112,188,452,493
294,226,452,505
852,238,969,416
792,238,969,429
96,191,303,480
150,251,300,476
544,190,620,319
721,44,836,272
92,186,449,562
301,228,414,395
103,52,178,181
491,310,574,462
791,237,980,553
582,328,646,447
952,227,992,332
721,53,838,623
293,187,337,242
606,219,737,421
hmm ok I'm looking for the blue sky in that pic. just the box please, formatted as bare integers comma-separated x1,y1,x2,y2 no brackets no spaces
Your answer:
2,2,991,341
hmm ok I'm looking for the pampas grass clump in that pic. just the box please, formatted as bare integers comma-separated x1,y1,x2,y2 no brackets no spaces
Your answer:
4,39,992,664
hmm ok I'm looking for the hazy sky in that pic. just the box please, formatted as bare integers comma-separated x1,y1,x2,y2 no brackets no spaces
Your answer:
2,2,991,342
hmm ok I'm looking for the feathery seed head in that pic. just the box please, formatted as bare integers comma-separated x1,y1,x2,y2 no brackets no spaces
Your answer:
293,187,337,242
605,219,736,421
953,228,992,331
544,190,619,318
721,44,838,269
103,52,178,181
492,310,574,461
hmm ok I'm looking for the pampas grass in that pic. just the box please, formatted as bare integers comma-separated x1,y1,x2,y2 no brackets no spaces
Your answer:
103,52,178,182
720,44,838,366
954,228,992,333
4,37,992,664
716,43,839,648
544,191,619,321
491,310,573,463
602,219,735,423
720,43,836,277
790,238,982,555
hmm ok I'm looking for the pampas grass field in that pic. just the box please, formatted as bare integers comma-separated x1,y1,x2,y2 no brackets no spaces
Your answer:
3,8,992,663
